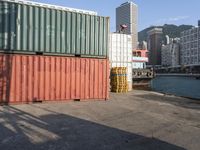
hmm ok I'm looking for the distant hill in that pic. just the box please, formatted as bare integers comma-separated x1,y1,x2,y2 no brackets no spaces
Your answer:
138,24,193,42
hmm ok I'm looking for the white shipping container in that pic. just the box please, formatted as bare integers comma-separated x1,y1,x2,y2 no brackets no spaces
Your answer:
110,62,132,91
109,33,132,62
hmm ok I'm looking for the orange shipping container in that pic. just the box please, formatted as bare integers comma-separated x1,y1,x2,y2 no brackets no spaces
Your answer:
0,54,109,104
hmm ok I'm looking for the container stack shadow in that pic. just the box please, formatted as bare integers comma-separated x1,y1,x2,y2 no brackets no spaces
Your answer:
0,0,110,104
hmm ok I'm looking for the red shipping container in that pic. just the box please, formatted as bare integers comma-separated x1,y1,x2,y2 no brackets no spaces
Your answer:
0,54,109,104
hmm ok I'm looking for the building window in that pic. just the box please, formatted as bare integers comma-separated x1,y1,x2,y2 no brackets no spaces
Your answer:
194,49,198,55
191,43,193,48
187,43,190,49
194,41,198,48
194,33,198,39
191,35,194,41
187,36,189,41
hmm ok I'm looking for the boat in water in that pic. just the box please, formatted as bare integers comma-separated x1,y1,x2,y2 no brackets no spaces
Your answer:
132,47,154,90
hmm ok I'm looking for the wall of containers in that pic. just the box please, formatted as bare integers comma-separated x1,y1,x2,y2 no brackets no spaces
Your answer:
0,0,110,104
109,33,132,91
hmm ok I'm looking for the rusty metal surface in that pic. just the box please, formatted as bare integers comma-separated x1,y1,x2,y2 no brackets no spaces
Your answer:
0,54,109,104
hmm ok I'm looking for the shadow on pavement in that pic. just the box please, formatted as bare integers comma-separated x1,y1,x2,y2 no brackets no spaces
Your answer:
0,105,186,150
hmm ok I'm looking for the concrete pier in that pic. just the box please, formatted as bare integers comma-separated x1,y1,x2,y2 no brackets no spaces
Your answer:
0,90,199,150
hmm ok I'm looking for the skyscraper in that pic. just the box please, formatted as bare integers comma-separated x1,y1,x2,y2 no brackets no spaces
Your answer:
147,28,163,66
116,1,138,49
180,25,200,66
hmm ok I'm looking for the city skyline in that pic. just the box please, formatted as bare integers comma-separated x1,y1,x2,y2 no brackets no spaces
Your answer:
32,0,200,31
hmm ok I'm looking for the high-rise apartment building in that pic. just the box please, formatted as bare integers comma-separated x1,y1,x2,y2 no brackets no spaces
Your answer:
161,38,180,67
180,26,200,66
147,28,163,66
116,1,138,49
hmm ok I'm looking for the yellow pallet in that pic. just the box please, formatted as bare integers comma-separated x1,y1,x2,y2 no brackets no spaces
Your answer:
111,78,128,80
111,85,128,87
112,86,128,88
112,89,128,91
111,77,127,79
111,86,128,88
111,79,128,83
111,82,128,85
111,86,128,89
111,71,126,74
111,82,128,84
111,79,127,81
112,82,126,84
111,82,127,84
111,79,128,81
111,76,127,78
110,67,128,92
111,75,127,77
111,67,127,74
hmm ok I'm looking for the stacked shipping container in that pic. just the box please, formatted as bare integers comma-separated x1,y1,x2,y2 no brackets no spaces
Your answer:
0,0,110,104
0,0,109,57
109,33,132,91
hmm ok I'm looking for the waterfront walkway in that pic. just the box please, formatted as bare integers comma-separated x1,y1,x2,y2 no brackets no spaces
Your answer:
0,90,200,150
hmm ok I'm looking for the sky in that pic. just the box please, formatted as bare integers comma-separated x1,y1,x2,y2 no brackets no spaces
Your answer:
32,0,200,32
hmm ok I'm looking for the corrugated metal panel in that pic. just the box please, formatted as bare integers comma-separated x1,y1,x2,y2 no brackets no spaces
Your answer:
109,33,132,62
0,1,109,58
2,0,97,15
110,62,132,91
0,54,109,104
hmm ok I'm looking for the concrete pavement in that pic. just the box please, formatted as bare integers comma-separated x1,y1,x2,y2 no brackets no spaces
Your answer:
0,90,199,150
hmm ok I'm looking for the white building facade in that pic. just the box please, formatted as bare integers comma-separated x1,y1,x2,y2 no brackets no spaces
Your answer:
180,26,200,66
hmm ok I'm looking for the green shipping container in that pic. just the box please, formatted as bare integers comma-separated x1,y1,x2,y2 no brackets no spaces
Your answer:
0,0,110,58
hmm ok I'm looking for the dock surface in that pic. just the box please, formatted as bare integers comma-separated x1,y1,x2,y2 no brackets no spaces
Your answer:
0,90,200,150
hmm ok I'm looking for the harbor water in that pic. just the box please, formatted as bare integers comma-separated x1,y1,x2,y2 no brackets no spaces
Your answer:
151,76,200,99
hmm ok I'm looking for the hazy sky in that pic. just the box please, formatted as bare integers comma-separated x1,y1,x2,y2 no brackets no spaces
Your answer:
32,0,200,31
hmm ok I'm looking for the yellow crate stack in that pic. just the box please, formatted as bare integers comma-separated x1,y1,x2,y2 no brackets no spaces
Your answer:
110,67,128,93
